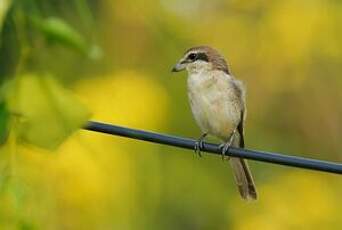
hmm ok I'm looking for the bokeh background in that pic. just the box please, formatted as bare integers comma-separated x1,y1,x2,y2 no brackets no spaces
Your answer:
0,0,341,229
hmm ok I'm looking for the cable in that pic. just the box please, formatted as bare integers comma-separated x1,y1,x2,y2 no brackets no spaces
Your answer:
84,121,342,175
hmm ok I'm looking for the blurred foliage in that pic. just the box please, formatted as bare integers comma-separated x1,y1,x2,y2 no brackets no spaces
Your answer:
0,0,341,229
33,17,89,56
0,0,95,150
5,74,90,149
0,0,11,31
0,100,9,144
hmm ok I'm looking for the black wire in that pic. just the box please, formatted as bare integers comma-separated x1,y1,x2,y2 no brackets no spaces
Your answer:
84,121,342,175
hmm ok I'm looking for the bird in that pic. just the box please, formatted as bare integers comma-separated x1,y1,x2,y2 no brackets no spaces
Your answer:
171,45,257,200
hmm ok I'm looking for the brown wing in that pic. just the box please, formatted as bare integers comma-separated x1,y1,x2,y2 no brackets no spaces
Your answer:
237,109,245,148
230,78,245,148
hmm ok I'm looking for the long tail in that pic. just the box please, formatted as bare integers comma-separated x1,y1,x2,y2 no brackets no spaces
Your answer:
229,157,257,200
228,128,257,200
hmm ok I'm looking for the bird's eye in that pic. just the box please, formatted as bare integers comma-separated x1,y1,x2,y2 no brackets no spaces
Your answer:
188,53,197,61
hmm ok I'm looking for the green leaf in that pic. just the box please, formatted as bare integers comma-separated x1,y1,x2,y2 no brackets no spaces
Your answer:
6,74,90,149
33,17,89,55
0,13,21,84
0,0,12,32
0,100,9,145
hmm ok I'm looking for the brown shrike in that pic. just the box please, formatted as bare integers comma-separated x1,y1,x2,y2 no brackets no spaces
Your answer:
172,46,257,200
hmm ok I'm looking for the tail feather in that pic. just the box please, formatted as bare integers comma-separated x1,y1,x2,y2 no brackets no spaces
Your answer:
228,127,257,200
229,157,257,200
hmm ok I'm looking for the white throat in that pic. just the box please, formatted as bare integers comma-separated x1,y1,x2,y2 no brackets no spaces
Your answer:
186,61,213,75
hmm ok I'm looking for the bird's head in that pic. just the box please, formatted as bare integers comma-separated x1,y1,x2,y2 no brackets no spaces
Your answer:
171,46,229,75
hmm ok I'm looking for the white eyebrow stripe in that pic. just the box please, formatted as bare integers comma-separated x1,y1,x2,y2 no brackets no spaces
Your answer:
184,49,205,56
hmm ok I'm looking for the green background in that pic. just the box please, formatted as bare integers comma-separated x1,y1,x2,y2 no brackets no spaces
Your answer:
0,0,341,229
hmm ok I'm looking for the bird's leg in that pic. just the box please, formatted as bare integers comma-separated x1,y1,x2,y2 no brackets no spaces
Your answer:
219,129,237,161
194,133,208,157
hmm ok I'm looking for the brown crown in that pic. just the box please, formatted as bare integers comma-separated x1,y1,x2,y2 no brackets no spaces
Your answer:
185,46,230,74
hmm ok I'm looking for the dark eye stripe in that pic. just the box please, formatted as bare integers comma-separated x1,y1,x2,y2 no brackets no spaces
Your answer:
188,53,197,60
196,52,209,62
186,52,209,63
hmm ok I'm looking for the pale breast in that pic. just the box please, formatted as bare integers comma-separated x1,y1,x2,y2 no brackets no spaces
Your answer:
187,71,242,140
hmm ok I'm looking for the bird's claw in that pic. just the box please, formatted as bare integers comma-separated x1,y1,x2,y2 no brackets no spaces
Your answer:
194,133,207,157
220,142,231,161
194,141,203,157
220,129,236,161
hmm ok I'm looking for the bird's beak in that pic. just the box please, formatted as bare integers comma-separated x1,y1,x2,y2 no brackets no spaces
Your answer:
171,61,186,72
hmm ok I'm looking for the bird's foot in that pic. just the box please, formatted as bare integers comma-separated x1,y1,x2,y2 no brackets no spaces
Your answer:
219,142,231,161
220,129,236,161
194,133,208,157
